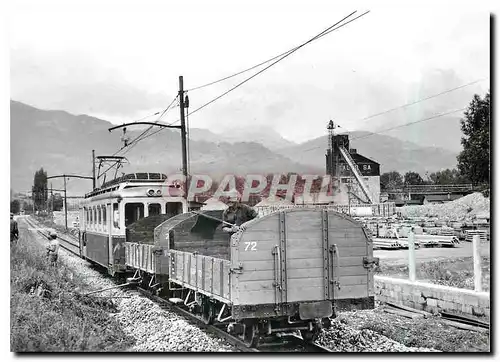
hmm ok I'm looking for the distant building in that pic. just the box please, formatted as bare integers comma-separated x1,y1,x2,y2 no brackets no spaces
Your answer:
422,194,463,205
326,141,381,204
394,199,423,207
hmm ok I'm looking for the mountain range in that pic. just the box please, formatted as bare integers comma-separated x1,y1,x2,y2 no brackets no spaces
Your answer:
10,100,459,195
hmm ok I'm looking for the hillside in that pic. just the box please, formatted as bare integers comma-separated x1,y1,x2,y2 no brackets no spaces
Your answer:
11,101,459,196
10,101,312,195
275,131,459,175
189,125,296,151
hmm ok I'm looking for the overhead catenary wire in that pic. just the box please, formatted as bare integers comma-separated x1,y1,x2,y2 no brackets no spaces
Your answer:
187,11,369,119
106,11,368,155
350,107,467,141
186,11,359,92
97,96,180,182
114,95,179,155
355,77,488,123
201,107,467,167
300,107,467,154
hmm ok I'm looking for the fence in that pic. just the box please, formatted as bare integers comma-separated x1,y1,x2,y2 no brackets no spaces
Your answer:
465,230,488,242
375,234,489,317
255,202,396,218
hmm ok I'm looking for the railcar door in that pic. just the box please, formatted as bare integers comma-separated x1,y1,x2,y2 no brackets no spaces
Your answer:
107,203,113,266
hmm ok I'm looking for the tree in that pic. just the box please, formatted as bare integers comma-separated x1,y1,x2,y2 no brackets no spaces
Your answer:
380,171,403,190
52,193,64,211
404,171,424,185
22,201,31,213
10,199,20,214
33,168,48,211
428,168,471,185
457,92,490,185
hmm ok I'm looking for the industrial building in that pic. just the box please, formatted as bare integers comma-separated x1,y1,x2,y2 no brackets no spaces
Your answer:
325,122,381,205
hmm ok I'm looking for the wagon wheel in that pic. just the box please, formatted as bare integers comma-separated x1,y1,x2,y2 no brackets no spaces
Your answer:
242,321,260,348
300,324,320,342
201,301,215,325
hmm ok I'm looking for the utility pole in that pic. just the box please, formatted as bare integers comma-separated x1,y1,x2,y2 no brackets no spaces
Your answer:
92,149,96,190
50,183,54,222
47,174,93,230
179,76,189,209
107,78,190,211
63,176,68,230
32,189,35,214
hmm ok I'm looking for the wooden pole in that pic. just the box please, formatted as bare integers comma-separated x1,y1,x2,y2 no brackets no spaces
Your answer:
408,230,416,282
472,235,483,292
92,149,96,190
179,76,189,209
64,175,68,230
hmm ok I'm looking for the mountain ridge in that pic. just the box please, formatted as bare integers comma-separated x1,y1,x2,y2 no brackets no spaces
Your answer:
10,100,459,195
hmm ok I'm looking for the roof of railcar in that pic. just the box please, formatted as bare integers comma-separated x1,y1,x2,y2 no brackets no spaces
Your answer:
84,172,171,198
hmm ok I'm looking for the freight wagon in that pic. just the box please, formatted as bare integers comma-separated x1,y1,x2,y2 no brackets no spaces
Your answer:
124,208,379,347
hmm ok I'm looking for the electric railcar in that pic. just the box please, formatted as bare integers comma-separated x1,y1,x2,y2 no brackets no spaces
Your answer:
78,172,188,275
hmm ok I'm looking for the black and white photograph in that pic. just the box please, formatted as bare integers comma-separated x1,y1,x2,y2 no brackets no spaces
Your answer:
5,0,491,354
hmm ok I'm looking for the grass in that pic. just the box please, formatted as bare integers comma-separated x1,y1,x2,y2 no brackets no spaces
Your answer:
33,215,75,234
10,233,134,352
377,256,490,291
339,309,490,352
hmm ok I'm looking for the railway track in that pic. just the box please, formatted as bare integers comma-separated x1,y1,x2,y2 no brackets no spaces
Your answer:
24,217,331,352
25,217,81,256
137,287,332,353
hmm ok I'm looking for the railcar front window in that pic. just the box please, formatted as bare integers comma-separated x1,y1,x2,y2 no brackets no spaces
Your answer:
113,203,120,229
148,203,161,216
125,203,144,227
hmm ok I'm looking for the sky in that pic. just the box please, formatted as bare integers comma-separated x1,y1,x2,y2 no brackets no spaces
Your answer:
6,0,491,144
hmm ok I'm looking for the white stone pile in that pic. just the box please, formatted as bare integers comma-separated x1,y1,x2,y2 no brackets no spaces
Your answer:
399,193,489,221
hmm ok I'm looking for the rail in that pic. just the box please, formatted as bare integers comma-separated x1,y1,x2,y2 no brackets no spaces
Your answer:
137,287,259,352
25,217,81,256
137,287,332,352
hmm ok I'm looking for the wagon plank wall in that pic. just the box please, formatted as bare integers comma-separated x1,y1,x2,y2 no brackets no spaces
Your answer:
233,216,280,305
230,209,373,307
327,214,370,300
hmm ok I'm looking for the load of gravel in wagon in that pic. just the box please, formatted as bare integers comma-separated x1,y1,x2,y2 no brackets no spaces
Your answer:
398,192,490,221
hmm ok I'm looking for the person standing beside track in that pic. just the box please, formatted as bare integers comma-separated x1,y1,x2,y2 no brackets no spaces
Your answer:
222,189,258,234
46,231,60,266
10,213,19,244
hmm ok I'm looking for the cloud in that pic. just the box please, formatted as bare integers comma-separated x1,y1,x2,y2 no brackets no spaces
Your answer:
10,49,171,118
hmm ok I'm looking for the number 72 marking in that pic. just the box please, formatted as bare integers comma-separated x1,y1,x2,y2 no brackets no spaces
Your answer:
244,241,257,251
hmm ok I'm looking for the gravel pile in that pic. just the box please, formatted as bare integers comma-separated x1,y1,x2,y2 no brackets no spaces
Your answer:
399,193,489,221
315,319,439,352
27,223,235,352
114,295,234,352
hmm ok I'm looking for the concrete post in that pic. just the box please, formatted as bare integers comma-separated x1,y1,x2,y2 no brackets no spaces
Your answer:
472,235,483,292
408,231,416,282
